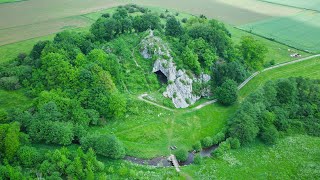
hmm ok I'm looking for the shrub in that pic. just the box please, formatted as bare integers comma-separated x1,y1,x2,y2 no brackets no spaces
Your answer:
174,149,188,162
193,154,202,164
0,110,8,123
201,136,213,148
260,126,279,145
17,146,41,167
212,141,231,158
81,134,125,159
193,141,202,152
182,18,188,23
216,79,238,106
228,138,241,149
212,132,225,145
0,76,21,90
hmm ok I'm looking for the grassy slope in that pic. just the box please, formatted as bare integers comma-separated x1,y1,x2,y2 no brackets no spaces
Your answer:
183,135,320,179
240,57,320,100
90,95,237,158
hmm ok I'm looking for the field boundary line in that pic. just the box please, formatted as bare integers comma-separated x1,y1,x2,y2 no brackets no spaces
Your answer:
259,0,320,13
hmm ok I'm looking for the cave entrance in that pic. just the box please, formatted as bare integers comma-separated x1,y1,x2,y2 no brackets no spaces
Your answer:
155,70,168,84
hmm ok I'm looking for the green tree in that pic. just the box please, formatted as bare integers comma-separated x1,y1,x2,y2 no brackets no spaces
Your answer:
216,79,238,105
81,134,125,159
165,17,183,37
4,122,21,161
239,36,267,70
182,47,201,75
174,149,188,162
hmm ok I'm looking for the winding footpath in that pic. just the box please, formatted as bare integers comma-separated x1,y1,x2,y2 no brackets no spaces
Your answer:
129,54,320,172
138,54,320,111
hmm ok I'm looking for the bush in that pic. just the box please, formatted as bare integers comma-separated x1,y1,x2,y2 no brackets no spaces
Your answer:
174,149,188,162
201,136,213,148
81,134,125,159
193,154,202,165
212,132,225,145
182,18,188,23
0,76,21,90
193,141,202,152
0,110,8,123
216,79,238,106
212,141,231,157
17,146,41,167
260,126,279,145
228,138,241,149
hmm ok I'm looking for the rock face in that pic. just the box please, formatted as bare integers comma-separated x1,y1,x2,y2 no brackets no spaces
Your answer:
140,30,211,108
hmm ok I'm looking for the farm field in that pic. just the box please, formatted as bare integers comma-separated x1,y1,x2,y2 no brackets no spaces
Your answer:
0,0,24,4
0,0,300,45
183,135,320,179
0,10,311,65
238,11,320,53
261,0,320,12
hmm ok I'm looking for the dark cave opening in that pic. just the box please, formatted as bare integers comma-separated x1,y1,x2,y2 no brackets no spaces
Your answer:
154,70,168,84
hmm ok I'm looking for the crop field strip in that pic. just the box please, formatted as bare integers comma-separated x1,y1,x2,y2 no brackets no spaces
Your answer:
238,10,320,53
0,0,26,4
0,0,298,46
260,0,320,12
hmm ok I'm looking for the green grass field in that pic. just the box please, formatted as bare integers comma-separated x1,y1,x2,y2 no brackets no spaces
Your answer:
0,89,32,111
0,0,25,4
261,0,320,12
239,11,320,53
227,24,311,65
183,135,320,179
240,57,320,100
89,96,237,158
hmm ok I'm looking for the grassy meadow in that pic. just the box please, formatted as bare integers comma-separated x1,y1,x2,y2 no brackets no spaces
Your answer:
89,96,237,158
183,135,320,179
0,89,32,112
240,57,320,100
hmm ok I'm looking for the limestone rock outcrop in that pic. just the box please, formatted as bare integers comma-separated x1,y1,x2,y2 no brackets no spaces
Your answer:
140,30,211,108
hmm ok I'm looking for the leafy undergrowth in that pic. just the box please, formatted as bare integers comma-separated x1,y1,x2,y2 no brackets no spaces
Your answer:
183,135,320,179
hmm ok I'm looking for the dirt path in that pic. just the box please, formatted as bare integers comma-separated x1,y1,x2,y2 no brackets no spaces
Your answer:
138,93,175,112
191,54,320,110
